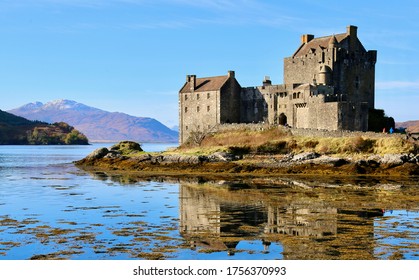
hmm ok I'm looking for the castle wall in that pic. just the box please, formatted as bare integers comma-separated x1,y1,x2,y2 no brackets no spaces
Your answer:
338,102,369,131
336,49,376,108
179,89,220,143
284,47,336,86
240,87,267,123
220,77,242,124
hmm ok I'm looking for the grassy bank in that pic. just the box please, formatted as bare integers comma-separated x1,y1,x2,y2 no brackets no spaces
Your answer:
177,127,418,157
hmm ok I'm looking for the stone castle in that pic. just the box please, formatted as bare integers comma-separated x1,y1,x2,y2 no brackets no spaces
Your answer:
179,25,377,144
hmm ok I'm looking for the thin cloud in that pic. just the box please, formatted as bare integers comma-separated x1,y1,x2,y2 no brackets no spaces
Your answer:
376,81,419,91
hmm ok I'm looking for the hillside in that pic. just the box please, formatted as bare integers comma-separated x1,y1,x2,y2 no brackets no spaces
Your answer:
396,120,419,133
0,110,88,145
8,100,178,143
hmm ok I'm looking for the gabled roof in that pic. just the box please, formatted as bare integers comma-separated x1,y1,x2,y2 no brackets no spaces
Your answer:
292,33,348,57
180,75,229,93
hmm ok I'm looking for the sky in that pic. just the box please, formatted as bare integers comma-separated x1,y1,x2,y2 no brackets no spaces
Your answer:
0,0,418,127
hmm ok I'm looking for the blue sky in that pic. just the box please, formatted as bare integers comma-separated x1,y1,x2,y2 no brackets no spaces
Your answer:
1,0,418,127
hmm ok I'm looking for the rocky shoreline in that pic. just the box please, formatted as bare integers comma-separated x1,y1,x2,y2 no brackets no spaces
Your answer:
74,141,419,178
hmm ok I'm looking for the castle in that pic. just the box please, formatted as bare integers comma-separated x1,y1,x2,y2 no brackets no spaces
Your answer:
179,25,377,144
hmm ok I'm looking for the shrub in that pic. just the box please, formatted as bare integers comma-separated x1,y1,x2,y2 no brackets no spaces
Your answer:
256,141,288,154
304,140,319,149
346,136,376,153
227,146,251,155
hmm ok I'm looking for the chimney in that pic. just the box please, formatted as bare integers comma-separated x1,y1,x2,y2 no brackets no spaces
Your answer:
347,25,358,38
346,25,358,51
301,34,314,44
227,70,235,78
186,75,196,92
263,76,272,86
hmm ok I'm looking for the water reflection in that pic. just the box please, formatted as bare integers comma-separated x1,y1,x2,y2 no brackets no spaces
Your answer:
83,170,418,259
173,176,417,259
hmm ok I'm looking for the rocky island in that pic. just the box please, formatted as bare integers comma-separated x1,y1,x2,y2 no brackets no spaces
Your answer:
75,126,419,179
0,109,88,145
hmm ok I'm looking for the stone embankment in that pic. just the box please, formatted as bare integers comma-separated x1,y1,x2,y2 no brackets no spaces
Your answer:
75,141,419,177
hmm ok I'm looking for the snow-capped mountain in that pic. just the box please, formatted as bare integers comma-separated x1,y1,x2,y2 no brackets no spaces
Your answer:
8,99,178,143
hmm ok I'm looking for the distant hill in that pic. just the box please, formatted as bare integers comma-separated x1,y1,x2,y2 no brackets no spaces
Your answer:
8,99,178,143
396,120,419,133
0,109,88,145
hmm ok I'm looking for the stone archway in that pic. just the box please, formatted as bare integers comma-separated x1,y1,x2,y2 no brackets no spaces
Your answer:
278,113,287,126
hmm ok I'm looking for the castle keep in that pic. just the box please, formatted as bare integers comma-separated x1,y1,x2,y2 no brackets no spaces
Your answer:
179,25,377,144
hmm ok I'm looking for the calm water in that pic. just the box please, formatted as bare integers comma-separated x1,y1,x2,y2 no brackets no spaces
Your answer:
0,144,418,260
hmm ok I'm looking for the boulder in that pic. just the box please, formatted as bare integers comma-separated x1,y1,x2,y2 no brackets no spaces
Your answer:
85,147,109,160
104,150,123,159
208,152,237,162
380,154,408,166
291,152,320,162
110,141,143,155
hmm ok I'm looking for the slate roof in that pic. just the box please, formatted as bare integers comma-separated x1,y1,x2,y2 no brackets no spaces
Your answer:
292,33,348,57
180,75,229,93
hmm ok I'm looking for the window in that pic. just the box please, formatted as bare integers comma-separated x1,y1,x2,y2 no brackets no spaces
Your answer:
207,92,210,99
355,76,360,89
207,106,210,112
185,125,188,130
197,106,200,112
185,107,188,113
197,93,200,100
185,94,188,101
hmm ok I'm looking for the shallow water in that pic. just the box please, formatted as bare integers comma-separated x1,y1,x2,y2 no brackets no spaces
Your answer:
0,144,418,260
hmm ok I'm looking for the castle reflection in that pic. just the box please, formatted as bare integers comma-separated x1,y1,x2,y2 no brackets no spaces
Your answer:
179,181,389,259
82,170,418,259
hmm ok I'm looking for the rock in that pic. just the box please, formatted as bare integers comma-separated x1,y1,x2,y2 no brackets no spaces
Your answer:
380,154,408,166
134,153,152,162
291,152,320,162
104,150,123,159
312,155,348,167
85,147,109,160
110,141,143,155
408,154,419,164
161,154,208,164
208,152,237,162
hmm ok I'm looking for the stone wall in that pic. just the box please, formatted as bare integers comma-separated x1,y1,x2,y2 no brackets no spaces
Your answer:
179,89,220,144
214,123,401,139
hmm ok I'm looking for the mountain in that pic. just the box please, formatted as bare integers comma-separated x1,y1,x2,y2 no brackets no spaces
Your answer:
396,120,419,133
0,109,88,145
8,99,178,143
